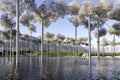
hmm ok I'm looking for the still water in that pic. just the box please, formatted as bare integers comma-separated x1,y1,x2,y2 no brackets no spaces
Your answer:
0,56,120,80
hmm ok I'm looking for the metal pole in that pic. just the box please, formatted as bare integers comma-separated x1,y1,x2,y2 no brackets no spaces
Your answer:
16,0,19,65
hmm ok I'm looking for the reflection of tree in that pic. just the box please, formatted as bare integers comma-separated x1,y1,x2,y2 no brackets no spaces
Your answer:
54,57,63,80
13,65,20,80
97,58,107,79
110,58,119,79
68,0,86,54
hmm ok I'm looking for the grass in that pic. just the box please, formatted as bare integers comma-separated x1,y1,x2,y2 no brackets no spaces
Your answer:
91,52,120,56
21,52,84,57
0,51,120,57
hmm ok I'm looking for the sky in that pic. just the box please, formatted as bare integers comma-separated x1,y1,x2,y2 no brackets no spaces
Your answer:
0,0,120,50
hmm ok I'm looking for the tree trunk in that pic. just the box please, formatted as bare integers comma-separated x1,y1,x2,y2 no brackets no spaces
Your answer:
16,0,20,65
113,34,115,56
30,32,32,56
57,42,60,56
2,44,4,56
10,27,12,63
97,20,100,58
111,45,112,54
88,15,91,79
36,44,38,52
5,40,8,57
41,19,44,63
75,26,77,56
103,46,105,56
20,40,22,55
39,43,40,52
67,44,68,56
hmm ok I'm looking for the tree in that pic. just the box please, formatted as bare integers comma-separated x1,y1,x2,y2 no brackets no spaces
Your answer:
20,35,26,54
24,0,67,62
78,0,112,61
91,0,113,58
0,0,33,65
107,23,120,56
0,13,15,63
100,38,109,56
36,36,41,53
45,32,55,54
6,29,18,55
94,27,107,57
64,37,71,55
16,0,20,65
54,33,65,56
32,39,39,53
68,0,85,54
108,41,115,54
79,1,95,70
20,10,34,26
69,37,75,54
107,3,120,21
0,0,23,65
27,24,36,54
0,40,4,56
0,30,10,58
20,34,29,53
76,37,88,53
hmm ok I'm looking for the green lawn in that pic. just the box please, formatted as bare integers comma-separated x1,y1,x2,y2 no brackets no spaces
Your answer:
0,52,120,57
21,52,84,57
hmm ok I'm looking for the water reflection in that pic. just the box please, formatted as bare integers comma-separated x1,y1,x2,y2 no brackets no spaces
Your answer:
0,57,120,80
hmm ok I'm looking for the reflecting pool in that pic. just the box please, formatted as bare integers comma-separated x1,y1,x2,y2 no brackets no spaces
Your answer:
0,56,120,80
